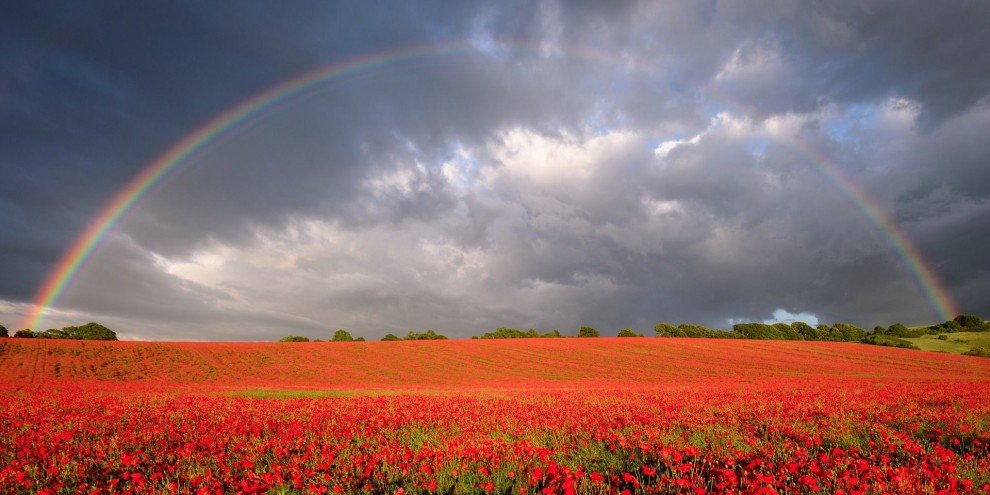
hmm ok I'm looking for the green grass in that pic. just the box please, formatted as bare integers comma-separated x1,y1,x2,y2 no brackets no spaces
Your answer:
904,332,990,355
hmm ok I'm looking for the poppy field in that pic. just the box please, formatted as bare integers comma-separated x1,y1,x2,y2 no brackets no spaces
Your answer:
1,338,989,494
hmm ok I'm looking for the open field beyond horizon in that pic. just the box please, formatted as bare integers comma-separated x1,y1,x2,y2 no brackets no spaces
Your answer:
2,338,989,494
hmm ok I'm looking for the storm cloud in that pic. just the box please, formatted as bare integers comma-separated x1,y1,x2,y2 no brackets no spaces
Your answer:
1,1,988,340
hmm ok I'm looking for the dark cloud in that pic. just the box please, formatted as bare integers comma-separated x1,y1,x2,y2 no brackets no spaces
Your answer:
1,1,988,338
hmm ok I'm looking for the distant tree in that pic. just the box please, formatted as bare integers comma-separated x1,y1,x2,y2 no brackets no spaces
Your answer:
544,329,562,338
791,322,819,340
929,319,962,333
405,329,447,340
279,335,310,342
862,333,919,350
38,328,68,339
355,337,365,342
478,327,561,339
0,323,7,337
832,323,866,342
381,333,401,341
577,326,599,338
616,328,642,337
14,329,35,338
954,314,984,328
677,324,710,338
331,329,355,342
771,322,803,340
654,323,682,337
732,323,776,339
952,314,988,332
61,322,117,341
883,323,927,338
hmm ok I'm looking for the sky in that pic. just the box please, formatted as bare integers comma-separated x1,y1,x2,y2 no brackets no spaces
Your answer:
1,1,988,341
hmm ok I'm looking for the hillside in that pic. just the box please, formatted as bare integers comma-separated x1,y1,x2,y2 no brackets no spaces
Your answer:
904,331,990,354
2,337,988,392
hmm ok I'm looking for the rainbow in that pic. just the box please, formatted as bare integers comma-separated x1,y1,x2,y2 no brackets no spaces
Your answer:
20,40,958,331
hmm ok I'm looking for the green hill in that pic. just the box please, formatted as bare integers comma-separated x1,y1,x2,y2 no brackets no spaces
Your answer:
904,332,990,354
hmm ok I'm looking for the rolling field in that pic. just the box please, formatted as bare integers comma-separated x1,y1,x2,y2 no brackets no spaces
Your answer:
905,332,990,355
1,339,989,494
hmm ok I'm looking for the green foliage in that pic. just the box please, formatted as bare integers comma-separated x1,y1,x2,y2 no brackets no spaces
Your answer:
478,327,562,339
929,319,963,333
954,314,985,329
12,323,117,341
64,323,118,340
331,329,355,342
577,326,599,338
653,323,680,337
963,346,990,357
381,333,401,341
862,333,919,350
616,328,643,337
882,323,928,338
831,323,867,342
791,322,818,340
677,324,714,338
355,337,365,342
0,323,7,337
279,335,310,342
405,329,447,340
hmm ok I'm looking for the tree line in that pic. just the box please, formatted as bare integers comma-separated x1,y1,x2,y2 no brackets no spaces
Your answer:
276,314,986,348
0,322,117,341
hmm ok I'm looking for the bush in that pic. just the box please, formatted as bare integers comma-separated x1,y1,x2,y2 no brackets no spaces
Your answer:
279,335,310,342
732,323,780,340
13,329,34,338
677,324,707,338
331,329,355,342
578,326,599,338
64,323,118,341
862,333,919,350
405,329,447,340
616,328,643,337
0,324,7,338
478,327,561,339
381,334,401,341
937,334,949,341
654,323,681,337
832,323,867,342
954,314,984,328
791,322,819,340
963,346,990,358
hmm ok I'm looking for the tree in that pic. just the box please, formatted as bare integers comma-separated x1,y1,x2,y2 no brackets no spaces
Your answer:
578,326,599,338
732,323,775,339
832,323,866,342
953,314,988,331
0,323,7,337
405,329,447,340
279,335,310,342
62,322,117,340
331,329,355,342
616,328,642,337
791,322,818,340
381,333,401,341
954,314,984,328
654,323,682,337
14,329,34,338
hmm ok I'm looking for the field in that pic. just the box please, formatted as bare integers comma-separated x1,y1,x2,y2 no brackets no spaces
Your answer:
1,338,989,494
905,332,990,354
